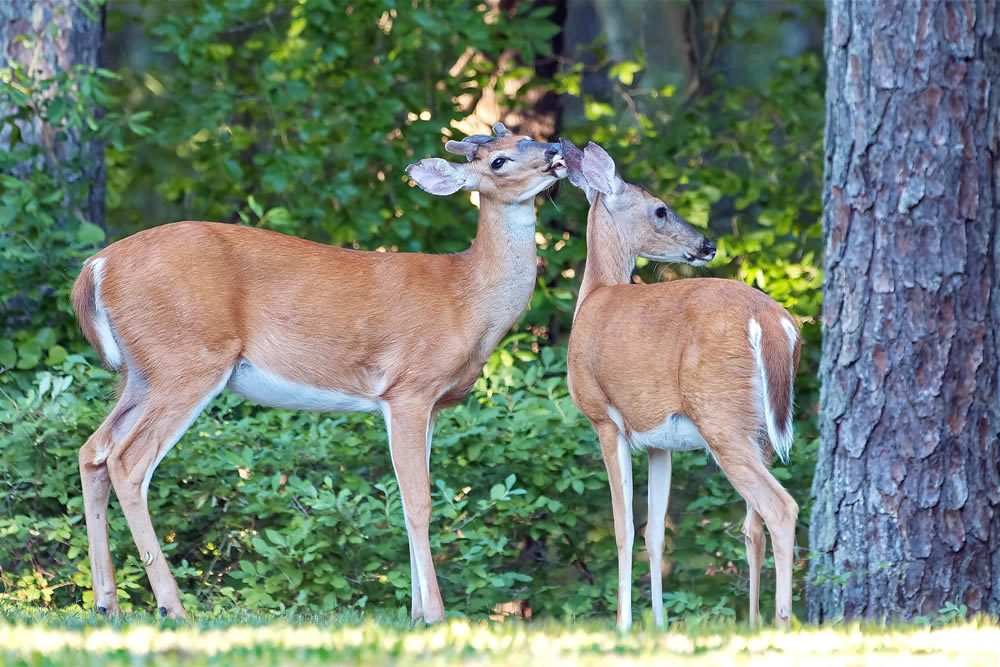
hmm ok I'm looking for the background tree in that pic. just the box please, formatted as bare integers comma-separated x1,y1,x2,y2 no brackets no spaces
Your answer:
1,0,110,363
1,0,105,227
808,0,1000,621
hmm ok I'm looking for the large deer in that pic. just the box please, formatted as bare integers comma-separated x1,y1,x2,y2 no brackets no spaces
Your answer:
560,139,800,630
70,123,566,622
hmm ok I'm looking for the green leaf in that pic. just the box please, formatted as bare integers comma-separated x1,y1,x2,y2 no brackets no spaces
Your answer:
45,345,67,366
0,340,15,367
76,222,105,244
15,341,41,369
35,328,57,348
609,61,642,86
248,195,263,218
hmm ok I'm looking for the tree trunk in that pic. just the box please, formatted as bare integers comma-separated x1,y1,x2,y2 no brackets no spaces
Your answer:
809,0,1000,622
1,0,106,229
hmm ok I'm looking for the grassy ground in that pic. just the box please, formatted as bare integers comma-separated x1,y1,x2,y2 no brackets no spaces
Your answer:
2,609,998,666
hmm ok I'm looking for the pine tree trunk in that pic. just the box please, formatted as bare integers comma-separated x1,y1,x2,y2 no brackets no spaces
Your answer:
1,0,105,228
808,0,1000,622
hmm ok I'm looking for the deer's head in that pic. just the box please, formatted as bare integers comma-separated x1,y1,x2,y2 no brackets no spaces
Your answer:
407,123,566,205
561,139,715,266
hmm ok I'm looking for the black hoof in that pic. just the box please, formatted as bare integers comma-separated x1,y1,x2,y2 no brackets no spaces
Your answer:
159,606,168,617
97,606,107,616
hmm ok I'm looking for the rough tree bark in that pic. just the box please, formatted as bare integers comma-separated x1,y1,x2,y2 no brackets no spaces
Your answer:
808,0,1000,622
1,0,106,229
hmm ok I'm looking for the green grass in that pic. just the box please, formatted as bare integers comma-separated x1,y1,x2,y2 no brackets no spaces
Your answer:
2,608,998,666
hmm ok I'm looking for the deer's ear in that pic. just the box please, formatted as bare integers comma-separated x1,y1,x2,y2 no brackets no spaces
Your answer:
559,138,596,202
445,140,479,160
581,141,626,197
405,158,475,195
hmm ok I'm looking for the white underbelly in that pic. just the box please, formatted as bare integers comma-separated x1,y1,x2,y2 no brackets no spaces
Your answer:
227,359,380,413
607,406,708,452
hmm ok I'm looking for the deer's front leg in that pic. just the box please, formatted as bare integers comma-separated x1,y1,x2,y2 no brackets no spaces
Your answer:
596,420,634,631
406,409,438,621
382,399,444,623
646,448,672,629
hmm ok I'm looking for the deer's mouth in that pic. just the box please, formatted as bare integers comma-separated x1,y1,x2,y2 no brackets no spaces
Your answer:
682,253,710,266
548,157,567,177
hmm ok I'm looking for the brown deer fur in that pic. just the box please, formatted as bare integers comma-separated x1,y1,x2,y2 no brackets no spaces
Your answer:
70,124,566,621
561,139,800,630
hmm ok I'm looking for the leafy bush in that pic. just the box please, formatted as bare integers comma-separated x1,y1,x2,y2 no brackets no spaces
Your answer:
1,340,815,621
1,0,823,624
0,62,148,388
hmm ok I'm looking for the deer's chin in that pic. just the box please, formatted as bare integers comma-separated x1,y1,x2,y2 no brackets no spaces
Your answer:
682,251,714,266
641,253,686,264
640,253,710,267
516,175,560,202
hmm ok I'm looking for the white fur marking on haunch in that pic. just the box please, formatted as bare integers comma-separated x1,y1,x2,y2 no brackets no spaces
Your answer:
747,317,793,464
89,258,123,369
141,371,231,501
781,318,798,353
227,360,381,413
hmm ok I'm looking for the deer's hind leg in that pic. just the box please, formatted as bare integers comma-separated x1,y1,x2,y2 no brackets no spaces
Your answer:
743,505,766,627
80,366,147,616
696,421,798,629
104,365,233,618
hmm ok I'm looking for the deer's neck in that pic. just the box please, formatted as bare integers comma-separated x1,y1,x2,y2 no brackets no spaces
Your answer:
463,198,538,332
575,196,634,319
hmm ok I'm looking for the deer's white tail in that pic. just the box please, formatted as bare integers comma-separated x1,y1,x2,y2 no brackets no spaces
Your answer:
72,257,124,370
747,316,798,463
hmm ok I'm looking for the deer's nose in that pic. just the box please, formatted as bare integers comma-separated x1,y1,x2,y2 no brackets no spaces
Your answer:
700,239,716,260
545,144,560,158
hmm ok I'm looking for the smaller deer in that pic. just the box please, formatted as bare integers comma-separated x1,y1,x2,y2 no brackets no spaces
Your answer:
561,139,800,630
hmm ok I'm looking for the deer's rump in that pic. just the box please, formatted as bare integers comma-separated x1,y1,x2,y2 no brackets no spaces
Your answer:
568,278,800,457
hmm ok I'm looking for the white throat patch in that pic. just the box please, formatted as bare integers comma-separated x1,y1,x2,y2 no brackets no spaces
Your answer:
504,204,536,242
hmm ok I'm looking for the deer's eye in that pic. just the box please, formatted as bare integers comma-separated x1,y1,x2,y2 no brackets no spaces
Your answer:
490,157,507,170
656,206,668,219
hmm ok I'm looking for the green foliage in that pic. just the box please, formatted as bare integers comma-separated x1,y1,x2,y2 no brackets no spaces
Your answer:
107,0,554,253
1,0,824,625
0,63,145,382
0,346,814,621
